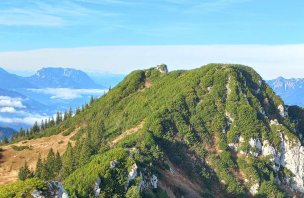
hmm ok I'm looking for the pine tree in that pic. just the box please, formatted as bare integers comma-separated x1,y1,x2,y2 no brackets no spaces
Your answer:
54,151,62,174
90,96,94,105
56,112,63,125
62,142,75,178
68,107,73,118
42,148,56,180
2,136,9,144
18,161,33,181
76,107,81,115
79,136,92,166
35,154,43,179
19,128,26,137
64,111,68,121
44,119,48,128
32,121,40,133
41,120,45,131
91,120,105,154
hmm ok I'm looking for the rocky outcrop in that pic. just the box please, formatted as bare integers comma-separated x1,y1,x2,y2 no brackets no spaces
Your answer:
93,177,102,197
150,175,158,189
138,172,158,191
278,104,288,118
156,64,168,74
250,183,259,195
279,136,304,192
31,190,44,198
110,160,118,169
261,135,304,192
48,181,69,198
32,181,69,198
127,164,138,186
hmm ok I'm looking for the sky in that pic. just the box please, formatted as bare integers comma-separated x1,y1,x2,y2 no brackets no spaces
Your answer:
0,0,304,78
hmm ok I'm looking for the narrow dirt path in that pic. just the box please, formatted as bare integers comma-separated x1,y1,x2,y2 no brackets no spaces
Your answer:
109,121,144,146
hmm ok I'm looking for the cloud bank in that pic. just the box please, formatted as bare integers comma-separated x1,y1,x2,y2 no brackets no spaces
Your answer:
0,95,47,126
29,88,107,100
0,96,25,108
1,45,304,79
0,113,48,126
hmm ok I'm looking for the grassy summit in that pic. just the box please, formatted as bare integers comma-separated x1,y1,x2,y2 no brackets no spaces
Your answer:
1,64,304,197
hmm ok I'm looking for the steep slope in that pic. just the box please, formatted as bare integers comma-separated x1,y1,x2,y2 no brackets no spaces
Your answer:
1,64,304,198
267,77,304,106
26,67,102,89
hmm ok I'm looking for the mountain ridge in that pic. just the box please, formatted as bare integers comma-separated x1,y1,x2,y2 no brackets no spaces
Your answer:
1,64,304,197
267,77,304,106
26,67,102,89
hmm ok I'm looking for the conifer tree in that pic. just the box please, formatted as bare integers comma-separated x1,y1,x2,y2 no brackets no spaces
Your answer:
68,107,73,118
41,120,45,131
56,112,63,125
91,120,105,154
41,148,56,180
35,154,43,179
32,121,40,133
54,151,62,174
79,136,92,166
76,107,81,115
90,96,94,105
2,136,9,144
62,142,75,178
64,111,68,121
18,161,33,181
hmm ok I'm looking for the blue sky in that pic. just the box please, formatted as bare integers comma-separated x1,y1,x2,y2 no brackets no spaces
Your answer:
0,0,304,78
1,0,304,50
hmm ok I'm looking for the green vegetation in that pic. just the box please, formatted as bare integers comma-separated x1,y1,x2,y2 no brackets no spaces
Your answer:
1,64,302,197
18,161,34,181
11,145,31,151
0,178,47,198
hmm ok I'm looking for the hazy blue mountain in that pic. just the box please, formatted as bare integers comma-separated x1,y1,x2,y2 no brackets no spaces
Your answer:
0,127,16,140
26,67,103,89
0,67,36,89
0,67,122,132
267,77,304,106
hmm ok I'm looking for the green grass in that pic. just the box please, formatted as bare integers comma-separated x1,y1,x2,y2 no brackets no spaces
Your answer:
11,145,31,151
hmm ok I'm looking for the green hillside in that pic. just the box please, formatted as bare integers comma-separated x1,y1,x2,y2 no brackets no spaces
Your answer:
1,64,304,198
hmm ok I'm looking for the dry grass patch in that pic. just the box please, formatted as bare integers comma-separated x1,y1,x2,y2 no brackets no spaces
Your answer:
0,128,79,185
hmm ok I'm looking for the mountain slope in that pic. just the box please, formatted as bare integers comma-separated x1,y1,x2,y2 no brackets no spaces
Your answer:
0,127,16,140
0,68,35,89
26,67,102,89
1,64,304,197
267,77,304,106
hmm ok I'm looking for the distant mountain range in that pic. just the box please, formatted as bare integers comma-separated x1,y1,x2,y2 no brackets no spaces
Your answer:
26,67,102,89
0,68,36,89
0,67,103,89
0,67,124,133
267,77,304,106
0,127,16,140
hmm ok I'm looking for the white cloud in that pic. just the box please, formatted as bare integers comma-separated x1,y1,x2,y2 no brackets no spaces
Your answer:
0,107,16,113
0,96,25,108
1,45,304,79
0,113,48,125
29,88,107,100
